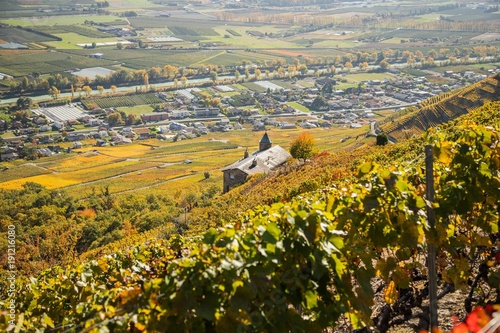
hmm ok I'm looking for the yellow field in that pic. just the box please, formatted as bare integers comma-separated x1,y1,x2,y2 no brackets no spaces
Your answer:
51,153,119,172
0,126,375,195
79,144,155,158
0,174,79,190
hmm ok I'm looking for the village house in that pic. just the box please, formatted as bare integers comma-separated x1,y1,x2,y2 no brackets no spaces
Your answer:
171,110,191,119
192,107,220,117
134,127,153,140
221,133,291,193
141,113,169,123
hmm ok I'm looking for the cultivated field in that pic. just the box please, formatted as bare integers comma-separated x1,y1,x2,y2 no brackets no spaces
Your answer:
0,126,370,199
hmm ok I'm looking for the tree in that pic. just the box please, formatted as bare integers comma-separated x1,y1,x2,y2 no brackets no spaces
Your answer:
48,86,60,99
16,97,32,110
210,71,218,84
311,96,328,111
116,43,123,50
376,132,389,146
125,114,139,125
379,60,390,71
107,112,124,127
21,76,29,91
344,61,353,73
290,132,317,162
254,68,261,79
97,85,105,95
321,82,333,94
83,85,92,97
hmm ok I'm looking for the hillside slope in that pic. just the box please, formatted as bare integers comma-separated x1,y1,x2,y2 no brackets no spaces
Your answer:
381,72,500,141
3,93,500,332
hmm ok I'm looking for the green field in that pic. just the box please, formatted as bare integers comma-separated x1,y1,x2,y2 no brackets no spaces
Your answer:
199,26,302,49
2,15,127,27
0,50,118,76
427,62,500,74
0,26,59,43
288,101,311,112
117,105,155,116
345,73,394,82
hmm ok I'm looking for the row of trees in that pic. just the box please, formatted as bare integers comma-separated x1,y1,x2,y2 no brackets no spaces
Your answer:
4,45,498,100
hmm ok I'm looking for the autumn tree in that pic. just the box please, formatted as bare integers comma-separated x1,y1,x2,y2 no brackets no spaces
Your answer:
344,61,353,73
289,131,317,162
107,112,124,127
125,114,139,125
48,86,60,99
379,60,390,71
83,85,92,97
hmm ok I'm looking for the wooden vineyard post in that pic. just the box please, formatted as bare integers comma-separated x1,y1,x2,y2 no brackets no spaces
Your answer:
425,145,439,330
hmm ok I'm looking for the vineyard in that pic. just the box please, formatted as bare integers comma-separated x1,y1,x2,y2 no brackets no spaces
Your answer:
81,93,164,109
0,51,117,76
226,29,242,36
382,72,500,141
1,99,499,332
168,26,218,37
33,25,114,38
0,103,500,332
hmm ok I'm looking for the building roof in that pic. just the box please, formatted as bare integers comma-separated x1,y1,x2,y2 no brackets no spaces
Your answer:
221,145,291,175
260,132,271,145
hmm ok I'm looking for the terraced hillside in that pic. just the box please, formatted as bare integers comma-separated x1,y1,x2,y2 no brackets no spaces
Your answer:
381,72,500,141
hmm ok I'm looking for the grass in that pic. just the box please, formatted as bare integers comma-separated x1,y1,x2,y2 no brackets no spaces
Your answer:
106,0,162,9
429,62,500,74
310,40,361,49
117,105,155,116
52,32,119,45
296,79,315,88
231,84,249,91
288,101,311,113
345,73,394,82
3,15,127,27
199,26,302,49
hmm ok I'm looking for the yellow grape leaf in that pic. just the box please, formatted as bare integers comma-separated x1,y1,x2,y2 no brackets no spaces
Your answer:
384,281,398,305
434,141,453,165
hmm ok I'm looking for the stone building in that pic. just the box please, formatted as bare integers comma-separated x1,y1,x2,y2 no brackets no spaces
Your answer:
221,133,291,193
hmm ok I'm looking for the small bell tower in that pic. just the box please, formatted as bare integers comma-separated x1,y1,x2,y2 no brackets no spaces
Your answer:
259,132,272,151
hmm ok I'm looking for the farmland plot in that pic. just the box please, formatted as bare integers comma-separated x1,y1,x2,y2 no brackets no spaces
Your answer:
254,80,285,91
81,93,163,109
